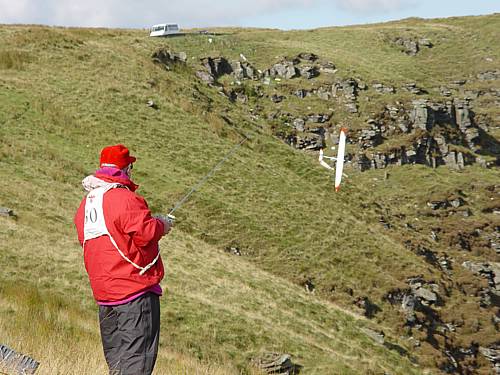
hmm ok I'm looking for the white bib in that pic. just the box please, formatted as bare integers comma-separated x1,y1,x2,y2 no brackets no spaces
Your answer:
83,184,160,275
83,184,119,241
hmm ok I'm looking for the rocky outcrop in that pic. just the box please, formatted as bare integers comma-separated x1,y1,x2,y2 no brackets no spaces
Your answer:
332,78,359,113
294,89,309,99
201,56,233,78
265,59,299,80
231,60,259,80
253,352,301,374
403,83,426,95
462,261,500,305
373,83,395,94
151,48,187,69
195,70,215,85
299,66,318,79
393,37,433,56
356,99,485,171
477,70,500,81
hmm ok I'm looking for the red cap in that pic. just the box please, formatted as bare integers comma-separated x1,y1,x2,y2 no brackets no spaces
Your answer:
99,144,136,169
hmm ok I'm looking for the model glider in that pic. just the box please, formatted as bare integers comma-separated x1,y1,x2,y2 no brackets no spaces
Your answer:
318,128,347,192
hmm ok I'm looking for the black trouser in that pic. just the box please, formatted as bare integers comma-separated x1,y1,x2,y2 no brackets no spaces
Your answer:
98,292,160,375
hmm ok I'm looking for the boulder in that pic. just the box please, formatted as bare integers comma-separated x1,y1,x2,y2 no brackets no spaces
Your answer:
418,38,433,48
200,57,233,78
393,37,432,55
318,61,337,74
299,66,318,79
231,61,259,80
151,48,187,67
394,37,419,55
293,132,324,150
268,60,299,79
0,207,14,217
316,87,331,100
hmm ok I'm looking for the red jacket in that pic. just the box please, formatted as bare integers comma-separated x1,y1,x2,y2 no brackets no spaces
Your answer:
74,179,165,302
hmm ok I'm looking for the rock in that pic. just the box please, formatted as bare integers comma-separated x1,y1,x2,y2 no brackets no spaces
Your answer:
414,287,438,304
440,87,452,97
477,70,500,81
418,38,433,48
462,261,500,292
270,94,285,103
268,60,299,79
299,66,318,79
373,83,395,94
303,278,315,293
318,61,337,74
394,37,419,55
294,89,308,99
393,37,432,55
454,99,480,148
0,207,14,217
361,328,385,345
253,352,300,374
201,56,233,78
407,277,439,305
404,83,425,94
427,200,449,210
332,78,358,100
410,99,432,130
345,102,358,113
226,88,248,103
316,86,332,100
151,48,187,67
195,70,215,85
146,99,158,109
224,246,242,256
307,114,330,123
231,61,259,80
297,52,318,62
478,346,500,371
449,197,465,208
292,118,305,132
292,132,324,150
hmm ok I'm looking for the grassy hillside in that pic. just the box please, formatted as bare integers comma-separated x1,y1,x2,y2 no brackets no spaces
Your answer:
0,14,499,374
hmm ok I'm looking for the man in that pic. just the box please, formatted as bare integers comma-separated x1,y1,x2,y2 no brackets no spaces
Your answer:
74,144,172,375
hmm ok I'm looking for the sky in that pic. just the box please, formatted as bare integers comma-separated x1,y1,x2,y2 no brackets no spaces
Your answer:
0,0,498,30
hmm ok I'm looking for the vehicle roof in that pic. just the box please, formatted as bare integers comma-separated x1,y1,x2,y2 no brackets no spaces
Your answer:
151,23,179,27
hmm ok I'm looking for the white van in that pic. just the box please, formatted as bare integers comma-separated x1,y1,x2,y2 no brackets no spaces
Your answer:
149,23,180,37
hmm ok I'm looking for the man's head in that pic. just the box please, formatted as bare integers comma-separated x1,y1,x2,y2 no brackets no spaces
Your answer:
100,144,136,171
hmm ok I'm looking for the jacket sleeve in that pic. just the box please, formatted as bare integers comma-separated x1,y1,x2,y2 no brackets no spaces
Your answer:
118,192,165,248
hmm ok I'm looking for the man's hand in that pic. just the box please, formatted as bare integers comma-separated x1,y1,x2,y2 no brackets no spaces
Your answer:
154,214,175,235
